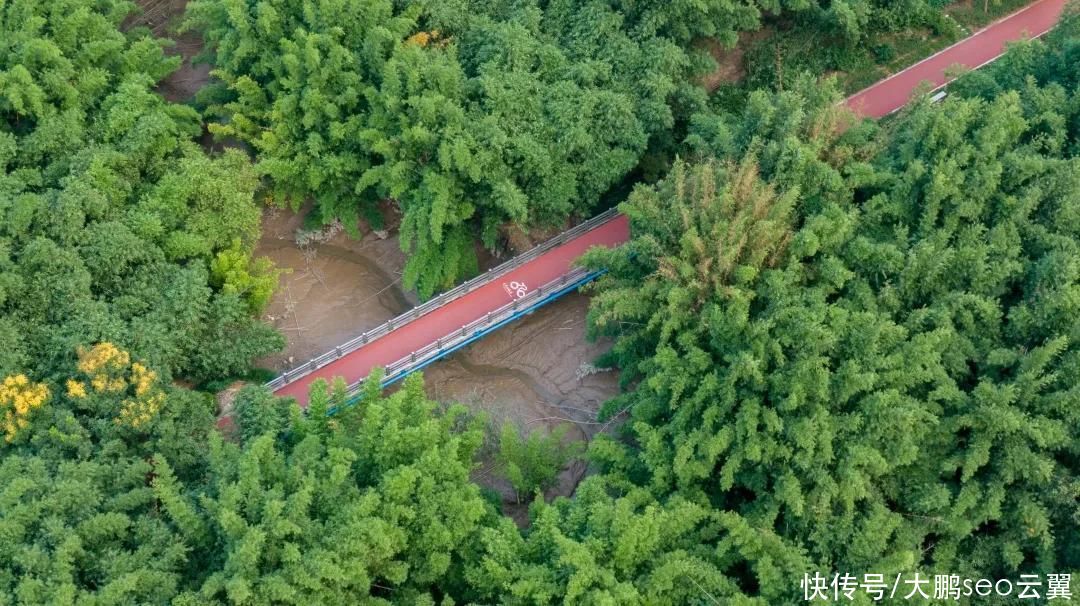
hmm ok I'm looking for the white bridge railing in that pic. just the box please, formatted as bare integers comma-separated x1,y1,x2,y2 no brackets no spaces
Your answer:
265,208,620,392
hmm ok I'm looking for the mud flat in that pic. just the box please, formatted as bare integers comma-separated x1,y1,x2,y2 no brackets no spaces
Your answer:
418,292,621,512
255,207,412,371
256,208,620,438
421,293,618,442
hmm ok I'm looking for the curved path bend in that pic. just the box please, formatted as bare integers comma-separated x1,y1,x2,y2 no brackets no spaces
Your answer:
271,0,1067,405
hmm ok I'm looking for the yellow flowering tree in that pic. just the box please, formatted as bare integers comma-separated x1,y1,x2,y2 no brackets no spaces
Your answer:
0,374,49,442
68,343,166,430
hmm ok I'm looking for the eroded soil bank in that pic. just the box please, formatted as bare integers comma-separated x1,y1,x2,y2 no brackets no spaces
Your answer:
255,207,413,370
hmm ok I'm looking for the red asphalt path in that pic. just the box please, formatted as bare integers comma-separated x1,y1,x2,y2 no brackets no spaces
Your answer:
271,0,1065,406
846,0,1067,117
274,214,630,404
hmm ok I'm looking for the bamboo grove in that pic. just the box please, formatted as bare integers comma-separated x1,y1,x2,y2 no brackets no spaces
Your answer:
1,0,1078,603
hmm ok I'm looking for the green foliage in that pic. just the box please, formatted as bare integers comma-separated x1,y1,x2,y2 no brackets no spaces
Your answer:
0,344,215,603
232,384,292,445
578,30,1080,599
0,453,189,603
1,348,500,603
0,3,284,598
496,423,583,502
157,374,497,603
0,0,281,384
211,240,283,315
188,0,981,300
3,4,1079,605
742,1,964,93
182,293,285,384
465,474,811,604
186,0,690,296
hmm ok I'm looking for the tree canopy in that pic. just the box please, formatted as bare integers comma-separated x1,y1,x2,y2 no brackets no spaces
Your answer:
154,373,497,604
0,0,282,385
185,0,963,297
186,0,696,296
575,22,1080,599
1,350,500,604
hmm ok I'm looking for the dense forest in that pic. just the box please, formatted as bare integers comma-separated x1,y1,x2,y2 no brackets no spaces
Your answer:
1,0,1078,603
184,0,978,296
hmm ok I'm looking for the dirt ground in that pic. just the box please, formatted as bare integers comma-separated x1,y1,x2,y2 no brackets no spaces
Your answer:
255,206,622,509
420,294,617,443
255,206,415,369
417,292,620,515
128,0,210,103
698,29,771,92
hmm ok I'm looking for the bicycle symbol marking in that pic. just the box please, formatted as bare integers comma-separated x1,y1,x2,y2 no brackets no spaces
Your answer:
503,280,528,299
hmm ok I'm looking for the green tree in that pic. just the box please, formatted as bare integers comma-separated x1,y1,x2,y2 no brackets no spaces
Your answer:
156,373,499,604
465,473,811,604
211,240,283,315
577,44,1080,598
496,423,583,502
0,343,214,603
1,0,281,385
187,0,689,296
232,383,293,445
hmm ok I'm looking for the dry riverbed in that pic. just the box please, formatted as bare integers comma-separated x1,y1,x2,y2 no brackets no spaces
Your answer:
254,208,621,510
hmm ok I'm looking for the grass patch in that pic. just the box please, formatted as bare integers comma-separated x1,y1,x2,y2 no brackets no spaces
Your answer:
947,0,1035,31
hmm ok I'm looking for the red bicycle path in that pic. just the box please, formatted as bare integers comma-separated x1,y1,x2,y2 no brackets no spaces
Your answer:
271,0,1066,406
846,0,1067,117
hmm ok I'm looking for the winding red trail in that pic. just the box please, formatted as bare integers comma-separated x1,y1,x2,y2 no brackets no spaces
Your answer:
846,0,1067,117
270,0,1066,405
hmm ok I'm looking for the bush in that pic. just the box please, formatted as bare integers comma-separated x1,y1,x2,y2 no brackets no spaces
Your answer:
496,423,583,502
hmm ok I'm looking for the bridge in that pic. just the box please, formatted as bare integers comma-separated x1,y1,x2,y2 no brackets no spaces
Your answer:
268,210,628,404
267,0,1067,406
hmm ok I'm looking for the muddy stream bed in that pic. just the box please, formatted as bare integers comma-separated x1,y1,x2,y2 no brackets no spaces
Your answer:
255,208,622,511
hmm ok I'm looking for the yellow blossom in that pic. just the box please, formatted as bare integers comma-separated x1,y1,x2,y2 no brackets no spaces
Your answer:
115,393,165,429
77,343,129,376
66,380,87,399
78,343,129,394
131,362,156,397
405,30,440,47
1,374,49,442
75,343,166,430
